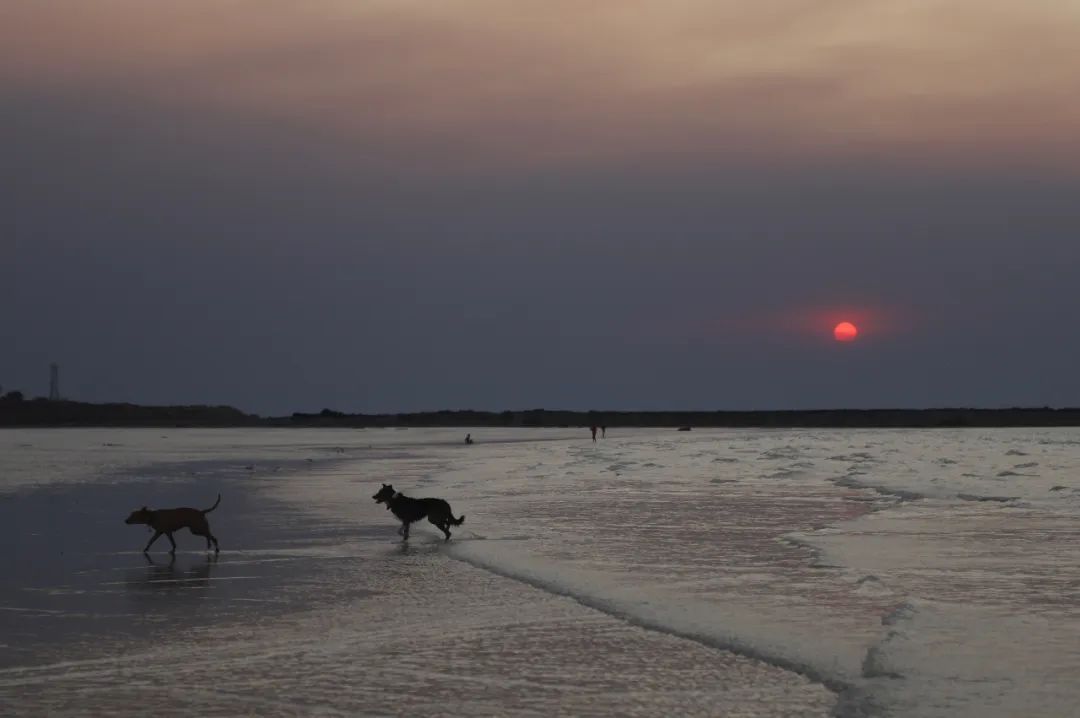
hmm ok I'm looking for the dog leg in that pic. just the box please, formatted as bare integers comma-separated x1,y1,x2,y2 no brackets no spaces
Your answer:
144,531,163,553
192,526,220,553
402,523,410,541
429,515,452,541
166,532,177,554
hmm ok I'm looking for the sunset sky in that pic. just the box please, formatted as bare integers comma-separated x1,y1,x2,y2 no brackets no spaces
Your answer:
4,1,1079,413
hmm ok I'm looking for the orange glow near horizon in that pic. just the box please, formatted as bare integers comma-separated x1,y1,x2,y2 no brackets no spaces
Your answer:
834,322,859,342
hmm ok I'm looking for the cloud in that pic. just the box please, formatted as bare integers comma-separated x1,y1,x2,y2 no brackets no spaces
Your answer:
3,1,1079,174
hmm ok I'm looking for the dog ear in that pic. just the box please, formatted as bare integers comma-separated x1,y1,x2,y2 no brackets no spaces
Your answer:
141,506,148,512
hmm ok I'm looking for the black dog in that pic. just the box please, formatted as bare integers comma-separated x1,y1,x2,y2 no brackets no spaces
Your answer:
372,484,465,541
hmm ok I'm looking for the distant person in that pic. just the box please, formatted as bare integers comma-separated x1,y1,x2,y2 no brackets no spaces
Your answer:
601,426,606,438
590,426,597,441
465,433,473,445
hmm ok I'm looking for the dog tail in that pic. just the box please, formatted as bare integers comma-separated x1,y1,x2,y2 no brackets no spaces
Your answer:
450,513,465,526
202,494,221,514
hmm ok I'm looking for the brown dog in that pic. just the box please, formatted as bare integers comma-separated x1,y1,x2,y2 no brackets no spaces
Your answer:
125,495,221,554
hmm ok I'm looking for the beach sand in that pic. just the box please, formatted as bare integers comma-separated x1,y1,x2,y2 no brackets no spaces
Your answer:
0,445,832,716
6,426,1080,716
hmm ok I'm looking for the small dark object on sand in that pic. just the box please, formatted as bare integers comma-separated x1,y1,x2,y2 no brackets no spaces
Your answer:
677,426,692,432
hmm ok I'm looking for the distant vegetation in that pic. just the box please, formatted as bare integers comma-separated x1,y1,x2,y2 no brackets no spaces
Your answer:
0,393,257,427
2,393,1079,428
284,407,1080,428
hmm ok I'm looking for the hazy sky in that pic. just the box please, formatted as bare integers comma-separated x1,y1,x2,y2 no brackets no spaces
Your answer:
4,1,1079,414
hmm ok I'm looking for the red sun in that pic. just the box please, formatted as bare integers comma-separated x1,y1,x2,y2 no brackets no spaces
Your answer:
833,321,858,342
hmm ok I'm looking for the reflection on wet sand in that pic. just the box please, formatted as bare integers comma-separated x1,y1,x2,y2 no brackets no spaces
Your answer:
126,554,218,595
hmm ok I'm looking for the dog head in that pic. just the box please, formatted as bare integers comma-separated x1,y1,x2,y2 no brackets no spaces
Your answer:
125,506,152,525
372,484,396,505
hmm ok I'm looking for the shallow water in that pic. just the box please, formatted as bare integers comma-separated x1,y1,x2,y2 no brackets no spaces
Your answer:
1,427,1079,716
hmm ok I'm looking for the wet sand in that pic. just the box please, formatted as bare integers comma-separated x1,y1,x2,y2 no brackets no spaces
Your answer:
0,458,833,717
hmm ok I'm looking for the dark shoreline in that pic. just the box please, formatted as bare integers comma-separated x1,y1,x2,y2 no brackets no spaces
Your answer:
3,397,1080,428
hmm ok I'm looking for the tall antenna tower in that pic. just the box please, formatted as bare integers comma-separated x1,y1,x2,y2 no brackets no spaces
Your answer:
49,363,60,401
